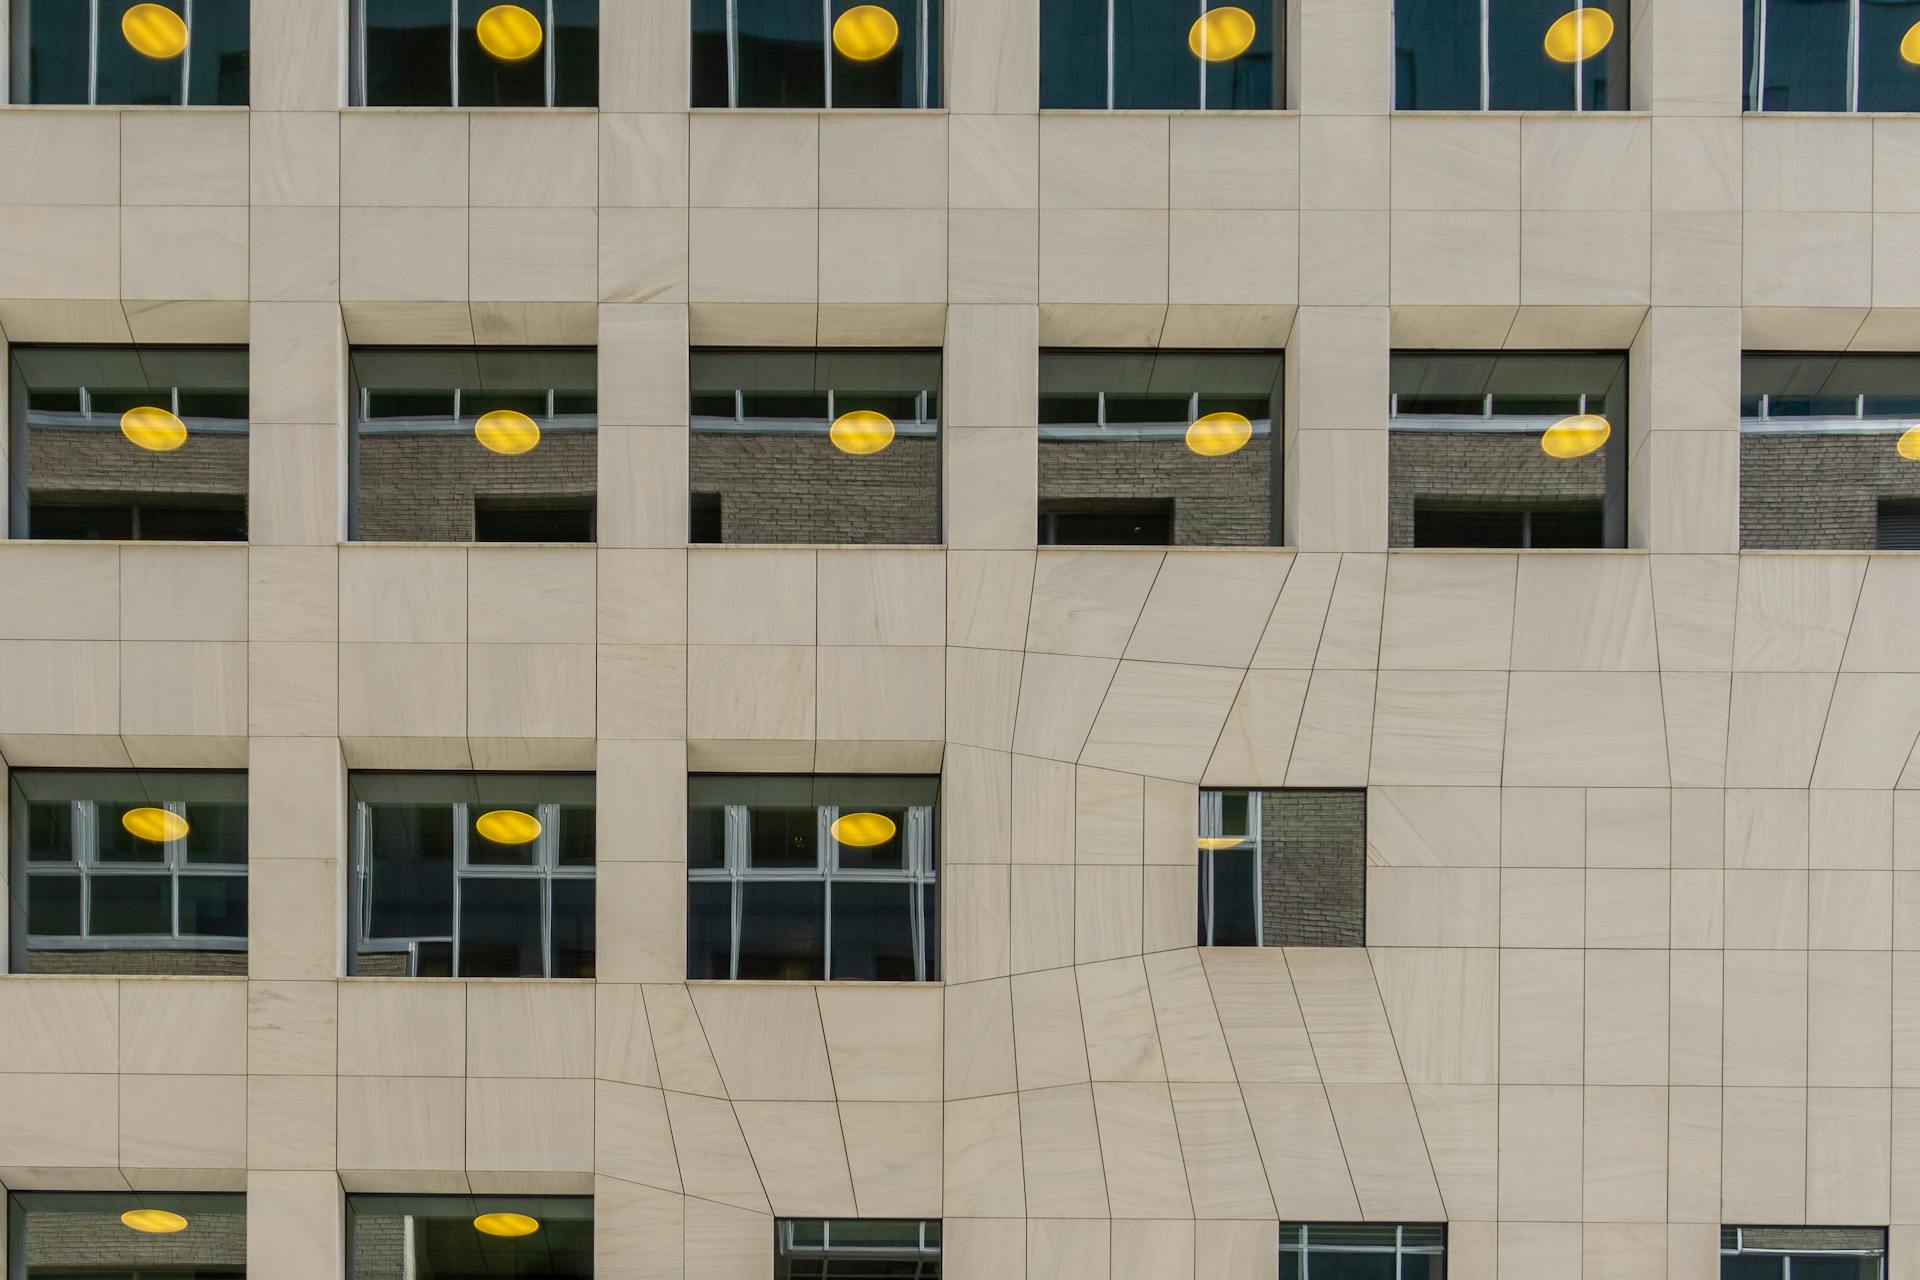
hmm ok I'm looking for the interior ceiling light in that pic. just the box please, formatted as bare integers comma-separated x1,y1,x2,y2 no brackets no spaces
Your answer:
1196,836,1245,850
829,409,896,455
122,807,189,843
121,405,188,452
832,5,900,60
1188,6,1256,61
121,1209,189,1234
1903,19,1920,63
1542,7,1613,62
1899,425,1920,460
473,1212,541,1238
1540,412,1611,459
475,809,542,845
122,3,188,58
831,812,897,847
1185,410,1253,457
476,4,544,61
475,408,541,455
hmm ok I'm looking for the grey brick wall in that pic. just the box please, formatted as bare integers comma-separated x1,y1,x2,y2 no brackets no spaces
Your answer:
24,947,247,976
1740,432,1920,549
1389,429,1608,547
356,431,598,541
1259,789,1366,947
25,426,248,499
691,431,940,543
351,1214,407,1280
1037,436,1274,545
24,1205,246,1270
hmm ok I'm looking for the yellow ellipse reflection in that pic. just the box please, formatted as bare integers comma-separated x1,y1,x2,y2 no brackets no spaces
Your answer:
1185,411,1253,457
831,811,898,847
473,1212,541,1238
1188,6,1257,61
1898,424,1920,461
1196,836,1246,851
1902,19,1920,64
123,807,190,843
475,809,543,845
1543,7,1614,62
122,3,188,59
832,5,901,60
829,409,896,455
476,4,544,61
1540,413,1611,459
121,405,188,452
121,1209,189,1234
475,409,541,456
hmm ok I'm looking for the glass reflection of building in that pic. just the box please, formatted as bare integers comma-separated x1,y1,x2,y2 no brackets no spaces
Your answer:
349,348,598,543
8,1191,247,1279
347,1195,592,1280
352,0,599,107
1396,0,1627,110
10,0,250,105
1040,0,1280,109
1745,0,1920,111
691,0,942,107
7,346,249,541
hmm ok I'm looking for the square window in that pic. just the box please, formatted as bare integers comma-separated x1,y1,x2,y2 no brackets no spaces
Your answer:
355,0,598,106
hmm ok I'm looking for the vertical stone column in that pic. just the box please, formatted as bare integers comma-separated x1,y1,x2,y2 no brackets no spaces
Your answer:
1286,307,1390,551
944,305,1039,551
246,1171,346,1280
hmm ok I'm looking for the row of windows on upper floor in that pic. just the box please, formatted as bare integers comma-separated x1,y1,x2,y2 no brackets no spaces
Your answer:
18,0,1920,113
5,768,1363,979
11,344,1920,552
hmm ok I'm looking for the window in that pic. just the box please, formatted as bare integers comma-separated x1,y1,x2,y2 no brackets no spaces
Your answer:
1278,1223,1446,1279
691,0,941,107
1389,350,1627,549
688,776,938,982
349,348,597,543
1396,0,1626,109
1197,789,1365,948
1740,352,1920,550
777,1220,941,1279
1041,0,1280,108
1744,0,1920,111
352,0,598,106
7,770,247,976
7,1191,246,1278
7,346,249,542
1722,1226,1885,1278
10,0,248,104
348,1195,591,1279
348,772,595,978
689,349,941,545
1038,349,1282,547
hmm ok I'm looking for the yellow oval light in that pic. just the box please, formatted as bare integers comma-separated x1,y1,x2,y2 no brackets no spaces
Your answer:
832,5,901,60
1899,424,1920,460
476,4,543,61
1540,413,1611,459
831,812,898,847
1902,19,1920,64
122,807,189,843
121,3,188,59
475,409,541,456
121,405,188,452
829,409,896,455
1185,411,1253,457
473,1212,541,1238
121,1209,189,1234
1188,6,1257,60
1543,7,1614,62
1196,836,1246,851
475,809,543,845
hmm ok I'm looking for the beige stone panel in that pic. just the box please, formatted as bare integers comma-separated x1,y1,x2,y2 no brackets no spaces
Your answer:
0,205,119,298
465,547,596,645
334,1076,465,1175
1725,867,1810,950
1726,674,1833,789
684,645,814,743
1581,1086,1669,1222
1407,1084,1498,1220
818,209,946,303
1814,675,1920,788
944,1220,1026,1280
1671,951,1726,1087
838,1101,942,1218
1169,114,1298,210
1810,869,1894,951
1842,559,1920,673
1511,555,1659,672
943,1092,1027,1217
1654,210,1743,307
1501,948,1584,1084
469,208,597,302
947,649,1023,753
1587,869,1671,948
1745,117,1873,211
1746,213,1873,307
1370,947,1498,1085
119,1073,244,1172
681,1197,774,1280
1897,1093,1920,1224
338,545,465,644
251,206,341,302
1018,1083,1111,1217
687,115,816,207
1368,866,1499,947
120,204,248,300
1497,1085,1583,1221
945,979,1017,1101
1205,668,1310,785
1724,950,1810,1087
686,549,813,645
1521,115,1651,211
1367,786,1499,868
1504,671,1670,787
950,210,1038,304
1319,1083,1443,1219
809,549,944,648
947,552,1036,652
246,1171,345,1280
944,425,1037,550
592,862,680,983
1039,117,1168,210
249,424,347,547
1502,787,1586,867
661,1091,770,1212
1673,789,1727,870
340,114,467,206
0,979,117,1074
1723,1087,1809,1223
1109,1221,1192,1280
1299,209,1389,307
463,984,593,1081
338,642,467,739
589,645,682,741
1026,1220,1108,1280
1201,947,1319,1082
1143,949,1235,1082
1075,865,1143,964
1663,1085,1724,1225
597,550,686,647
1240,1083,1361,1218
1285,948,1402,1084
1011,753,1076,866
733,1101,857,1214
248,858,344,981
1808,952,1893,1090
1369,670,1507,786
945,863,1012,983
1734,557,1868,674
120,114,245,208
599,117,687,213
461,114,597,208
1090,1082,1192,1218
121,981,244,1076
0,544,119,640
0,1072,118,1171
248,981,337,1077
338,983,464,1077
1025,550,1162,658
247,1075,336,1171
1125,553,1290,670
1010,651,1118,763
1672,869,1726,948
642,986,727,1098
1165,1084,1274,1217
1141,863,1196,955
598,303,688,428
1389,211,1519,305
0,112,118,205
1805,1088,1890,1225
1378,555,1515,671
946,305,1039,427
1169,209,1298,305
816,645,943,742
247,113,337,209
944,746,1013,865
1389,116,1518,211
1076,957,1166,1082
688,207,817,304
596,425,689,549
0,639,118,735
1583,1224,1671,1280
1497,1223,1581,1277
1589,788,1672,868
594,987,662,1090
1249,553,1338,667
593,1176,682,1280
1039,209,1169,305
1289,429,1390,554
1811,790,1894,869
1078,661,1243,782
340,206,468,302
1521,211,1652,305
1011,966,1091,1090
468,641,596,740
119,640,246,740
810,986,941,1102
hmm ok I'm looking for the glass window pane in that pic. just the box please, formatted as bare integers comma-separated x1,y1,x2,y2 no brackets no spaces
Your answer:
1578,0,1627,107
550,878,595,978
921,880,938,981
691,0,732,104
1208,848,1259,945
363,0,453,104
829,881,918,980
1113,0,1196,108
751,806,819,869
829,0,936,106
833,807,907,870
96,0,188,105
1203,0,1277,106
690,806,728,869
552,0,600,105
90,875,172,935
738,880,826,980
687,880,735,978
1308,1256,1396,1280
179,876,247,938
1750,0,1848,109
1396,0,1480,107
736,0,826,106
185,801,248,864
26,875,81,936
557,805,596,866
459,0,545,105
26,802,73,862
1488,0,1573,109
347,1194,592,1279
1862,0,1920,108
13,0,92,102
457,877,545,977
98,803,170,863
1040,0,1108,104
1792,1260,1881,1280
365,804,456,940
186,0,252,104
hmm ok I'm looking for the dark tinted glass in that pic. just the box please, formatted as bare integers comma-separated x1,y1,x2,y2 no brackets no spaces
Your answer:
26,875,81,936
363,0,455,104
738,880,826,980
12,1192,247,1279
1040,0,1107,104
1112,0,1193,107
1791,1260,1880,1280
14,0,91,102
737,0,825,105
1859,0,1920,108
1721,1261,1782,1280
185,802,248,864
27,803,73,861
365,805,456,940
834,808,906,870
1415,507,1525,548
89,876,171,935
550,878,595,977
347,1195,591,1279
98,804,169,863
186,0,252,103
690,806,728,869
558,806,596,867
458,877,544,977
458,0,544,105
691,0,731,104
1309,1257,1396,1280
687,880,735,978
752,807,820,869
97,0,190,104
1747,0,1848,109
1206,848,1259,945
1489,0,1623,108
1396,0,1480,106
829,0,940,107
1040,504,1174,545
829,882,918,980
1528,508,1606,547
474,501,595,542
179,876,247,937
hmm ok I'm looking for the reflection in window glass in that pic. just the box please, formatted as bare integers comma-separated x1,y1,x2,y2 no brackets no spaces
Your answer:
687,775,939,982
348,1195,593,1280
1720,1226,1885,1279
776,1219,942,1278
1745,0,1920,110
1740,352,1920,548
8,770,248,975
1198,789,1365,948
8,346,249,541
691,0,940,106
1038,350,1281,547
355,0,598,105
350,348,597,543
1396,0,1626,109
690,350,941,545
11,0,249,104
1277,1224,1446,1280
1042,0,1279,107
1389,350,1627,549
349,772,595,978
9,1190,247,1277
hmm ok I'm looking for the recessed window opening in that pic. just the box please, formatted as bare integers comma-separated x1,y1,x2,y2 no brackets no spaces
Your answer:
1745,0,1920,111
1039,0,1280,108
1395,0,1626,109
352,0,599,106
691,0,941,107
9,0,250,104
1278,1223,1447,1278
776,1218,943,1279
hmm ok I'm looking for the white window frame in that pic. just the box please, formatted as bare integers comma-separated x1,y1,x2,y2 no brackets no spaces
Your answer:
1398,0,1616,111
14,0,217,105
352,0,568,106
1746,0,1868,111
1197,787,1261,947
1278,1223,1447,1278
716,0,936,108
774,1219,942,1279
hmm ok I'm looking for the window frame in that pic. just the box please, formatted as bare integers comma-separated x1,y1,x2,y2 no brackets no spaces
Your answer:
1197,787,1261,947
1720,1226,1887,1278
1045,0,1283,109
774,1219,943,1279
698,0,941,108
688,793,939,982
349,793,595,979
10,0,240,105
1744,0,1873,112
350,0,576,107
1278,1222,1447,1277
1395,0,1625,111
